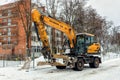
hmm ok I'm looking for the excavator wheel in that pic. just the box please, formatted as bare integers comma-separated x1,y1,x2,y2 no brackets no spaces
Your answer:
56,66,66,69
89,58,99,68
73,59,84,71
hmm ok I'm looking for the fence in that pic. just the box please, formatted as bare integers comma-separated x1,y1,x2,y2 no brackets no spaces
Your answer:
0,54,24,67
0,52,120,67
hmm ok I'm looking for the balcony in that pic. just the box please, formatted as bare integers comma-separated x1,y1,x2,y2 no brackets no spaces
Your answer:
11,31,18,35
0,29,7,34
1,38,18,45
0,32,18,38
0,15,12,19
2,44,15,49
0,34,18,39
0,14,18,19
0,23,18,28
0,22,7,26
0,37,18,41
0,24,17,28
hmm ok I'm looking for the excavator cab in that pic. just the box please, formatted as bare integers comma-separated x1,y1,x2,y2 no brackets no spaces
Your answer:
75,33,100,55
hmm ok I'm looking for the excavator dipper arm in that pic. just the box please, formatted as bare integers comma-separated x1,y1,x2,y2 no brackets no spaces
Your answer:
32,9,51,59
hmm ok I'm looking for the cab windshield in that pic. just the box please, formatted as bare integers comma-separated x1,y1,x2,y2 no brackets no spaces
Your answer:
75,35,85,54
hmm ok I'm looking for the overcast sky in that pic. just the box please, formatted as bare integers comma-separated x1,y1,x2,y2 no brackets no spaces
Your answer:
0,0,120,26
0,0,14,5
87,0,120,26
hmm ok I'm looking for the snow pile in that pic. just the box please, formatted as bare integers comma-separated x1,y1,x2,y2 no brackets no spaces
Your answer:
30,56,46,67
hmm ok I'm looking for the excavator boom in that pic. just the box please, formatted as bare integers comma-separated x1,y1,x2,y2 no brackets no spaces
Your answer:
32,9,76,49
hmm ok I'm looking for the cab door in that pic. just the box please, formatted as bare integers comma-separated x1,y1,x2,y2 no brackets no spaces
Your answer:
75,35,85,55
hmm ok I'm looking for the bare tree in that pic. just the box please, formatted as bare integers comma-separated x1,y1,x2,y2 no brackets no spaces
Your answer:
60,0,114,54
45,0,61,52
60,0,86,27
13,0,32,70
111,26,120,53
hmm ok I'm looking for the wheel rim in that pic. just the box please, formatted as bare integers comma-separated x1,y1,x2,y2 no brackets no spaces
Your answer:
77,60,84,70
95,58,99,67
78,62,82,67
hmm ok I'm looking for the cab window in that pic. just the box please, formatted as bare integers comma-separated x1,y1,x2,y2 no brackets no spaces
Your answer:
91,36,94,43
85,36,91,44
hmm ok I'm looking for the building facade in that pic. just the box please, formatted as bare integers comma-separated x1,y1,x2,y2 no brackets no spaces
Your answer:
0,2,26,59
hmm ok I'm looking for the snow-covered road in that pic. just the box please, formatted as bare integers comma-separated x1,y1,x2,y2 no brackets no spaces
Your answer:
0,58,120,80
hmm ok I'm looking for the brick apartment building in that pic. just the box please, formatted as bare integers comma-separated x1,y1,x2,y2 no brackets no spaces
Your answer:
0,1,63,59
0,1,30,59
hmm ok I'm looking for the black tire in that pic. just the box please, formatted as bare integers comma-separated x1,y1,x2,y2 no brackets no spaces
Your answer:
56,66,66,69
89,58,99,68
93,58,99,68
74,59,84,71
89,63,94,68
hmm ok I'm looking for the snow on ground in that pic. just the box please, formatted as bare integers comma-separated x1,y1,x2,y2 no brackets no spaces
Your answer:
0,54,120,80
0,58,120,80
0,61,24,67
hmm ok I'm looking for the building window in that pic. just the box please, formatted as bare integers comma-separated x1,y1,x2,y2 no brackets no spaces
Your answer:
0,13,2,17
0,22,2,26
57,41,61,45
2,10,8,16
32,36,38,41
3,18,7,23
8,10,11,16
8,28,11,36
8,37,11,44
8,32,11,36
32,46,41,53
31,25,35,31
3,28,7,31
1,29,7,35
3,38,6,40
8,18,11,26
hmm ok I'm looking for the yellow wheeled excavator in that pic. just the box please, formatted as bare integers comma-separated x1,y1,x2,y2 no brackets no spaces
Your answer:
31,9,101,71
